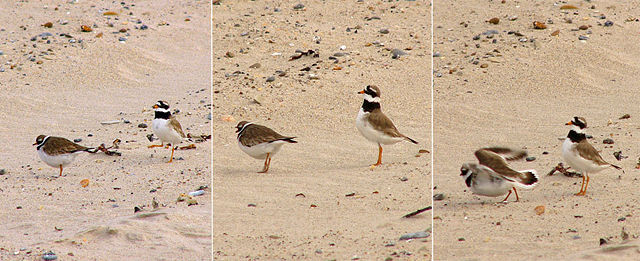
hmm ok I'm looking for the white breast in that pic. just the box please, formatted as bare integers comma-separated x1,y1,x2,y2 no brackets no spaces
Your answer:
469,172,513,197
37,149,80,168
238,140,287,159
562,138,608,173
356,108,404,145
152,118,183,145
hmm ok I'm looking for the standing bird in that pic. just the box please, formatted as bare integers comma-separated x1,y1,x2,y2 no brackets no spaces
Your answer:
460,147,539,202
236,121,297,173
149,100,186,163
562,116,621,196
33,135,94,176
356,85,418,167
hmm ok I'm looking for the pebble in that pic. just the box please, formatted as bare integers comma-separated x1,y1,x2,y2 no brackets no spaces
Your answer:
533,21,547,29
73,138,82,143
315,249,323,254
206,113,212,120
433,193,445,201
400,176,408,182
399,231,430,240
472,35,480,40
188,190,205,197
293,3,304,10
525,156,536,162
140,25,148,30
249,63,261,69
604,20,614,27
123,119,131,124
138,123,148,128
42,251,57,260
488,17,500,24
433,52,441,57
578,35,589,40
0,169,5,175
579,25,589,30
266,76,275,82
379,28,390,34
333,52,347,57
603,138,614,144
482,30,499,35
118,37,127,42
391,49,407,59
308,74,319,80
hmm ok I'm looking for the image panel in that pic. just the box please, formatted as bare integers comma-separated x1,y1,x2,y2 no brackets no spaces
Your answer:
0,1,212,259
213,0,431,259
433,0,640,259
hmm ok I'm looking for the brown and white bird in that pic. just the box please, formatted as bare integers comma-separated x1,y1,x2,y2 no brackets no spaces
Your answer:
460,147,538,202
356,85,418,166
149,100,186,163
236,121,297,173
562,116,621,196
33,135,94,176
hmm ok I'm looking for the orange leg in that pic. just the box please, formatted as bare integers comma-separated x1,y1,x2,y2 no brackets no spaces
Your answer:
513,188,520,202
373,144,383,166
583,175,590,195
167,146,176,163
501,190,513,202
148,142,164,148
575,173,587,196
258,153,270,173
59,165,63,177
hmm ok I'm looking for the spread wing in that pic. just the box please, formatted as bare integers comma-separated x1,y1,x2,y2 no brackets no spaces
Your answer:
481,147,527,161
169,117,186,138
474,148,525,181
241,124,296,147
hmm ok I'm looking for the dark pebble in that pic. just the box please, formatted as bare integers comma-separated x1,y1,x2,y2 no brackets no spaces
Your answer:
618,217,626,222
400,176,408,182
150,189,157,193
379,28,389,34
87,133,93,137
542,151,549,155
526,156,536,162
293,3,304,10
433,52,441,57
123,119,131,124
579,35,589,40
42,251,58,260
73,138,82,143
600,238,608,245
433,193,445,201
603,138,614,144
118,37,127,41
472,35,480,40
0,169,5,175
138,123,148,128
140,24,148,30
266,76,275,82
134,206,142,213
391,49,407,59
604,21,614,27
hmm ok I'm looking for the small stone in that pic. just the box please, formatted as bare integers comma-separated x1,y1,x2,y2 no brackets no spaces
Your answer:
140,24,149,30
206,113,212,120
600,238,609,245
315,249,323,254
618,217,626,222
225,52,234,58
433,193,445,201
551,30,560,36
43,22,53,28
0,169,5,175
293,3,304,10
81,25,92,32
138,123,148,128
118,37,127,42
560,5,578,10
399,231,430,240
533,21,547,29
579,25,589,30
525,156,536,162
73,138,82,143
534,205,545,215
433,52,441,57
578,35,589,40
603,138,614,144
42,251,58,260
480,63,488,68
391,49,407,59
379,28,389,34
400,176,408,182
249,63,261,69
604,21,614,27
472,35,480,40
488,17,500,24
619,114,631,120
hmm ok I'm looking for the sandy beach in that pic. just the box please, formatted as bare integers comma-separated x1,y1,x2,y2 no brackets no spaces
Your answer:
434,0,640,259
0,0,211,260
213,0,431,259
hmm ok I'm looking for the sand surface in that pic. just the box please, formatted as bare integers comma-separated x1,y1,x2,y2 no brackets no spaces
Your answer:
434,0,640,259
213,0,431,259
0,0,211,260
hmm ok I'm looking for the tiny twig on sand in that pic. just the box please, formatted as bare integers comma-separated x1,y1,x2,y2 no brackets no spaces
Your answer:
88,139,122,156
403,206,432,218
547,163,581,178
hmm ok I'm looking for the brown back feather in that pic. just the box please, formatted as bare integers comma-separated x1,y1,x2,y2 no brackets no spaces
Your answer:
240,124,296,147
